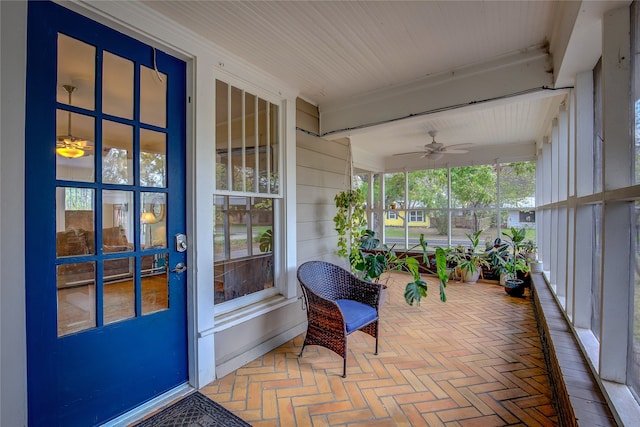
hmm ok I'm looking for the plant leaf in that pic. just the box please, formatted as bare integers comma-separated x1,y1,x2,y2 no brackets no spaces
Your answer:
404,279,428,306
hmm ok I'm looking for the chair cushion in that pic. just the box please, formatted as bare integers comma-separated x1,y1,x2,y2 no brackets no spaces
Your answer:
336,299,377,333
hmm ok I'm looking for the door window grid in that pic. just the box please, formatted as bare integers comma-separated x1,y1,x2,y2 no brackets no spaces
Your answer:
55,33,170,336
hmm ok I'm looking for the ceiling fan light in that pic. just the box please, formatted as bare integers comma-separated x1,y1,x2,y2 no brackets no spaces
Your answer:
427,152,444,161
56,146,85,158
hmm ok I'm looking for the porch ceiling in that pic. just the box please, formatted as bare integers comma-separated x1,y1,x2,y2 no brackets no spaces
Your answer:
141,0,626,169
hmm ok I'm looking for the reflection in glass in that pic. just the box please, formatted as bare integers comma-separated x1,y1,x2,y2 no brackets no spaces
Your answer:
103,257,135,324
142,254,168,314
245,92,257,192
141,192,167,249
216,80,229,191
56,187,95,257
102,120,133,184
102,51,133,119
140,129,166,188
231,86,243,191
140,65,167,128
56,110,95,182
213,196,275,304
214,196,228,259
258,98,269,193
269,102,280,194
102,190,134,253
57,34,95,111
57,262,96,336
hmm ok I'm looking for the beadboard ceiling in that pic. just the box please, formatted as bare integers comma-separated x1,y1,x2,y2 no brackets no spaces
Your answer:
141,0,623,169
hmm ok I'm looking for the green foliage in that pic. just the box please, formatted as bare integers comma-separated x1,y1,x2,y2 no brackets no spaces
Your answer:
450,166,495,209
381,163,536,235
498,227,530,279
334,189,367,261
355,229,447,306
448,230,490,277
258,228,273,253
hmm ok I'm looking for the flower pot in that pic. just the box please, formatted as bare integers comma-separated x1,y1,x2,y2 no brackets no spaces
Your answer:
504,278,525,297
529,260,543,273
462,268,480,284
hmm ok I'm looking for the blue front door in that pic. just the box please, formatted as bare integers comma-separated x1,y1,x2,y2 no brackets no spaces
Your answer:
25,2,188,425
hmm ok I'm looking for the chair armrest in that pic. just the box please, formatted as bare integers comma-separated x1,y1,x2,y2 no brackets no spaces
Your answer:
347,277,382,309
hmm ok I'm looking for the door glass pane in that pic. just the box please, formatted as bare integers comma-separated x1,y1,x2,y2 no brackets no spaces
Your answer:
56,187,95,257
140,129,166,188
103,257,135,324
102,51,133,119
142,254,168,314
141,192,167,249
57,34,95,111
140,65,167,128
57,262,96,336
216,80,229,190
102,120,133,184
56,110,95,182
102,190,134,253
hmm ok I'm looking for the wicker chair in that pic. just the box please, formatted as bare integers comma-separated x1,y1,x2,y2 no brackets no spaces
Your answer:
297,261,382,377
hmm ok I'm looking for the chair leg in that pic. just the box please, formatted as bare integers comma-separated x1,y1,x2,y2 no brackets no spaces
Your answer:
375,335,379,355
299,344,306,358
342,358,347,378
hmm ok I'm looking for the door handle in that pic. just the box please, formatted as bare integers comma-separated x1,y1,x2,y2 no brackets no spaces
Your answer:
171,262,187,273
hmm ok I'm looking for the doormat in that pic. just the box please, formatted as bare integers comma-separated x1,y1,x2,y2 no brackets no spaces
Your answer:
133,392,252,427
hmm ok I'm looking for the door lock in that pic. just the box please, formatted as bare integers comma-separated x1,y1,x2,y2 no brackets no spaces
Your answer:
175,233,187,252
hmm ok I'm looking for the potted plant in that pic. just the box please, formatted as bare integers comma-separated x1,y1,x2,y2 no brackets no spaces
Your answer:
333,188,366,267
484,237,509,282
355,229,448,306
449,229,490,284
498,227,530,297
521,239,538,262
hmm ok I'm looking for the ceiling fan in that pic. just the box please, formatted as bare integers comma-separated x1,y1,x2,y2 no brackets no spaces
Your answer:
56,84,94,159
394,130,472,160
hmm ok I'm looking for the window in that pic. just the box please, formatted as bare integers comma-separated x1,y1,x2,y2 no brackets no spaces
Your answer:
409,210,424,222
363,162,535,250
214,80,280,305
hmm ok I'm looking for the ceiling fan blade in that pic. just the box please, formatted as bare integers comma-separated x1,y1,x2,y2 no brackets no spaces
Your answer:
392,151,428,156
444,143,473,150
441,149,468,154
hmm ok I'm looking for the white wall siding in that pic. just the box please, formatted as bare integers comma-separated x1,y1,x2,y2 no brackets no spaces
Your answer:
296,131,349,267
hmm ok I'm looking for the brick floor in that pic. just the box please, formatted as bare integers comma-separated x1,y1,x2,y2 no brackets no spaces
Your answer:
201,273,559,426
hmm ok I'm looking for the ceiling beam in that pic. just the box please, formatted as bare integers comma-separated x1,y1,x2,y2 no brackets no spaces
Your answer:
550,0,631,88
319,48,553,139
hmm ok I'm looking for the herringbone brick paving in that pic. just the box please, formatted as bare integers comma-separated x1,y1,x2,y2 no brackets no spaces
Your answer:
201,273,558,426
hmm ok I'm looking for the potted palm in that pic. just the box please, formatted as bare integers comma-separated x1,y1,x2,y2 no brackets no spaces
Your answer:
498,227,530,297
449,229,490,284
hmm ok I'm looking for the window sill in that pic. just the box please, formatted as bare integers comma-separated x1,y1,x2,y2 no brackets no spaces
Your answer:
201,294,300,337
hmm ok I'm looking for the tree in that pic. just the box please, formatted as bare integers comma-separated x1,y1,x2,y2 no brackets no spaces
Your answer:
499,162,536,207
